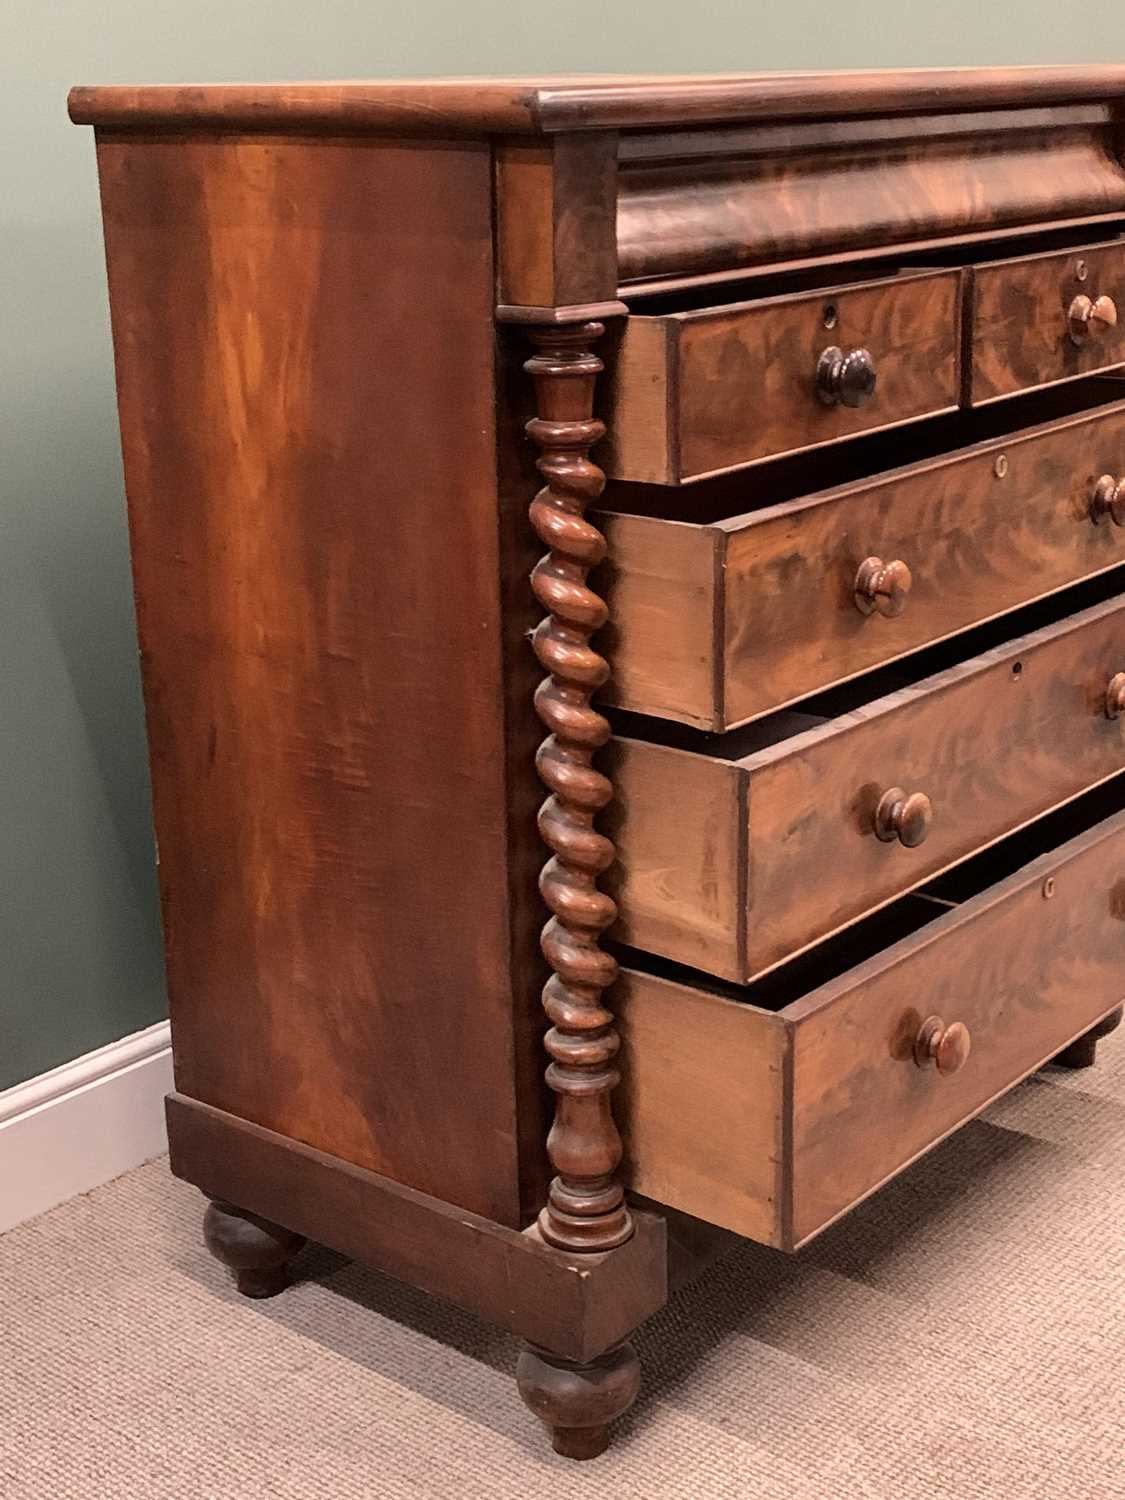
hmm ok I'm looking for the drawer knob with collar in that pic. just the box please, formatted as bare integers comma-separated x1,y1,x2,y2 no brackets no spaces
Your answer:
914,1016,973,1075
874,787,933,847
1090,473,1125,526
816,344,878,407
854,556,912,618
1104,672,1125,719
1068,292,1118,347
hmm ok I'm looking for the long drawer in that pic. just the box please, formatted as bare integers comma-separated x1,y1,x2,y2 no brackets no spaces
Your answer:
600,390,1125,730
616,785,1125,1250
609,580,1125,980
601,267,962,482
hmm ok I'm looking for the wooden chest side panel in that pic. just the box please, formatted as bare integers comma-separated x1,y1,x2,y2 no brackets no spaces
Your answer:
97,134,526,1225
615,970,786,1248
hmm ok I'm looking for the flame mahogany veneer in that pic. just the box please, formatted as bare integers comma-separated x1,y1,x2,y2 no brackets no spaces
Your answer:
71,68,1125,1462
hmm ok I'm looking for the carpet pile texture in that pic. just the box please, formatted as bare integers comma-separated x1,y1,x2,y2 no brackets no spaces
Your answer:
2,1040,1123,1498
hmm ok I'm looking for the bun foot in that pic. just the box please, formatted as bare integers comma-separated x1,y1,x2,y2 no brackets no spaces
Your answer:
203,1199,306,1299
1053,1007,1122,1070
516,1341,640,1460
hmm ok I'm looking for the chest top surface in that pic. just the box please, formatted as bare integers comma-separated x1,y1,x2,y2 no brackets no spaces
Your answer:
68,66,1125,134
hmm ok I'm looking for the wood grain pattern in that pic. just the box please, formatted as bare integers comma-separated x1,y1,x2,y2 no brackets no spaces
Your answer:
68,66,1125,134
617,975,785,1247
603,270,961,482
617,125,1125,286
615,590,1125,979
605,740,745,977
524,322,632,1252
96,134,530,1226
495,134,619,308
517,1343,641,1460
617,802,1125,1249
597,510,719,725
599,395,1125,729
971,237,1125,402
167,1094,669,1362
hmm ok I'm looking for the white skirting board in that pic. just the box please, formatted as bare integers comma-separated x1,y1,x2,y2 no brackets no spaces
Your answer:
0,1021,173,1233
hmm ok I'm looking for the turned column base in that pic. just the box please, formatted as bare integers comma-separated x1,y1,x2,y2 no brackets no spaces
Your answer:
516,1341,640,1460
203,1199,306,1299
1052,1007,1123,1070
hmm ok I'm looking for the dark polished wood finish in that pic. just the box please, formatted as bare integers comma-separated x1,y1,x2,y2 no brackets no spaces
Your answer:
169,1094,667,1363
74,69,1125,1463
970,239,1125,402
93,132,543,1229
67,66,1125,134
1052,1005,1123,1068
604,268,961,481
516,1342,641,1459
524,322,632,1253
203,1200,306,1298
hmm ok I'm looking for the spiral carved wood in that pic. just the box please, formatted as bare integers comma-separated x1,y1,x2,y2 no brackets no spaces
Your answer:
525,321,633,1253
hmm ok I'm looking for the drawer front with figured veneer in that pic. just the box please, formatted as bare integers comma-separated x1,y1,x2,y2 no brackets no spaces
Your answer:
609,582,1125,980
616,788,1125,1250
970,237,1125,402
602,268,962,483
600,392,1125,730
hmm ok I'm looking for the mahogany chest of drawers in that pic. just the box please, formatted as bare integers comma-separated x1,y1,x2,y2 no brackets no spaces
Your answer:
71,67,1125,1460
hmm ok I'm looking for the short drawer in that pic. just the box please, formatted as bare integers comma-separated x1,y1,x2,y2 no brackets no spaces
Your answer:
600,392,1125,730
602,268,962,482
970,237,1125,402
609,580,1125,981
616,786,1125,1250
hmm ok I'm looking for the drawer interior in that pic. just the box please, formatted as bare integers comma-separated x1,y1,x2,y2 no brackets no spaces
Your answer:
615,770,1125,1019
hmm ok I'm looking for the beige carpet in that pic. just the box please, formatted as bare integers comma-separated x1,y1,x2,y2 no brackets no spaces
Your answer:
2,1044,1124,1500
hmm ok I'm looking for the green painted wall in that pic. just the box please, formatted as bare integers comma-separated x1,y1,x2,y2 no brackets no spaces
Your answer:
3,2,1124,1088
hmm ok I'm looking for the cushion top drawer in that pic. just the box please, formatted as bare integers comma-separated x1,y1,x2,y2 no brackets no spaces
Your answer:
600,389,1125,731
616,782,1125,1251
971,236,1125,402
610,576,1125,981
602,268,962,483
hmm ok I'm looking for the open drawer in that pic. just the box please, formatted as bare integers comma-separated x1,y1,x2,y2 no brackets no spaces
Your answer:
609,575,1125,980
970,236,1125,403
600,266,962,482
616,781,1125,1250
599,385,1125,730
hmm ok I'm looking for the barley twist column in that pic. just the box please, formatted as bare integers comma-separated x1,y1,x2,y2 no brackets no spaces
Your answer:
524,320,632,1253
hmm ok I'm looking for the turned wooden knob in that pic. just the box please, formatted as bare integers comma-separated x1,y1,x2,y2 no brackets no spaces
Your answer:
914,1016,972,1075
1090,474,1125,527
1105,672,1125,719
854,556,912,617
874,787,932,847
1068,292,1118,346
816,346,878,408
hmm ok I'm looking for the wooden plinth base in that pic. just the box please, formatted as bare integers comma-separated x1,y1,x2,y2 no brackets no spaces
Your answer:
167,1093,667,1364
